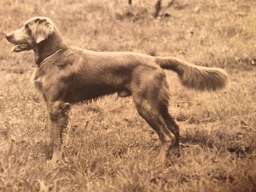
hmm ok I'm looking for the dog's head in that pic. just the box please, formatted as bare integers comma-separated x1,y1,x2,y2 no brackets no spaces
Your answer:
6,17,54,52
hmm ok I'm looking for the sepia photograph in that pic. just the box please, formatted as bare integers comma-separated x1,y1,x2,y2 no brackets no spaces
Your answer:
0,0,255,191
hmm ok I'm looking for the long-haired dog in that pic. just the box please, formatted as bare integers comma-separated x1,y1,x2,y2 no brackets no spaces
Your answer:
6,17,228,164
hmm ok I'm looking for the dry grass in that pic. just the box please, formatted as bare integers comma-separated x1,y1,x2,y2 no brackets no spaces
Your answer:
0,0,255,191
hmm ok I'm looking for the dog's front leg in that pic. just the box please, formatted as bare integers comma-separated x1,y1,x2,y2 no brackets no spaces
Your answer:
48,101,70,164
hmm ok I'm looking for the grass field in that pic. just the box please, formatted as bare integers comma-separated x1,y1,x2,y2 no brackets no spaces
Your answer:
0,0,255,191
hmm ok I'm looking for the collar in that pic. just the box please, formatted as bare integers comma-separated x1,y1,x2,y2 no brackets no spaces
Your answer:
36,48,63,67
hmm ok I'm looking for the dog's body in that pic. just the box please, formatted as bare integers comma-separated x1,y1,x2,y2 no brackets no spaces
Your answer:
6,17,228,164
34,48,161,103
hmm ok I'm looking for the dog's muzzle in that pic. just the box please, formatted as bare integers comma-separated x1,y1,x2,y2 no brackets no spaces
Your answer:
6,32,32,52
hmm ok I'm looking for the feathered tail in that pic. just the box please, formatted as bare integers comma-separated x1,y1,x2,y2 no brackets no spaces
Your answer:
156,57,228,91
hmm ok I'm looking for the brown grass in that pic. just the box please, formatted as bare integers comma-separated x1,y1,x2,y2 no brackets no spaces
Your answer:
0,0,255,191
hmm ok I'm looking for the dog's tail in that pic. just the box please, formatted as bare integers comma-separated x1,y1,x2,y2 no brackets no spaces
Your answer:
156,57,228,91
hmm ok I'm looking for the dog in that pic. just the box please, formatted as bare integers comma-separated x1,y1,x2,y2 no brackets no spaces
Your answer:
6,16,228,164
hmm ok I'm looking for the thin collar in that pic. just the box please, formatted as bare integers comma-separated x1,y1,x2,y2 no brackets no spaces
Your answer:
37,48,63,67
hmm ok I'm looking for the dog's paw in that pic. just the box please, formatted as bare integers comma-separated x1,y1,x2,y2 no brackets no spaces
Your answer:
171,148,181,158
46,151,62,166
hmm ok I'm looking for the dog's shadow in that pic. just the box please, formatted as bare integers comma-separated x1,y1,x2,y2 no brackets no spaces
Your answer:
179,130,255,158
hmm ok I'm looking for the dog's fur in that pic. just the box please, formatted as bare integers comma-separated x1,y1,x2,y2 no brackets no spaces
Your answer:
6,17,228,164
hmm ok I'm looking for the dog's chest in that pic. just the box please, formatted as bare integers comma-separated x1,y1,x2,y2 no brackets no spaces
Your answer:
34,77,44,92
32,67,49,92
33,70,44,92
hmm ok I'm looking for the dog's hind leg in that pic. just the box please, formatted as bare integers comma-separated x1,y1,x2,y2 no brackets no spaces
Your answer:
160,104,180,157
133,94,173,164
48,101,70,163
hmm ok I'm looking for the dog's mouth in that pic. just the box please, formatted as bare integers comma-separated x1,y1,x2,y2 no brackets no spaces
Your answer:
12,43,32,52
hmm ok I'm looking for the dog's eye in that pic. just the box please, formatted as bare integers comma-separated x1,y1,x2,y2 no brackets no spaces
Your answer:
24,24,32,34
24,24,32,32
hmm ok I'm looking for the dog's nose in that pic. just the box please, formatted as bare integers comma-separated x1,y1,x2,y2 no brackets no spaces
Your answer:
5,32,12,41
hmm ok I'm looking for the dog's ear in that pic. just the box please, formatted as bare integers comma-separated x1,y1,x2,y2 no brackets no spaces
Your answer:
34,19,54,44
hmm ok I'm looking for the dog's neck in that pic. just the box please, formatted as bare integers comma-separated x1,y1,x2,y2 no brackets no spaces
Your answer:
34,31,68,66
